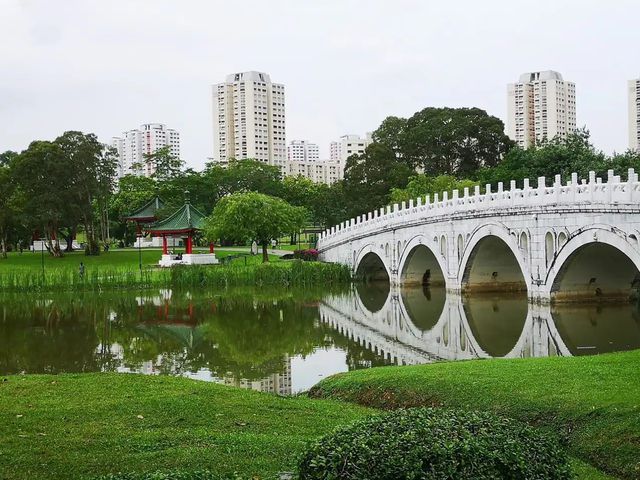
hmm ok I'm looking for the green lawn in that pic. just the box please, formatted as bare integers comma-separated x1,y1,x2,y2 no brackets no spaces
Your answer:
310,350,640,480
0,374,373,480
0,249,279,274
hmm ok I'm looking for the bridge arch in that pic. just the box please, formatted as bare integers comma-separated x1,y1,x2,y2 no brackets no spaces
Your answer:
398,236,449,288
458,224,531,294
354,246,391,282
544,227,640,302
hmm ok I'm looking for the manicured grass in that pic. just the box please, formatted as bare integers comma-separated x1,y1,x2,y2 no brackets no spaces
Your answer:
0,373,373,480
0,249,277,273
310,350,640,480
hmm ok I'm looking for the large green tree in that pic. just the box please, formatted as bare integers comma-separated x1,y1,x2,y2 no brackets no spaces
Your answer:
0,159,23,258
56,131,117,255
142,145,185,182
12,141,71,257
476,130,616,187
374,107,514,177
391,175,479,205
109,175,158,246
342,143,413,218
203,192,306,262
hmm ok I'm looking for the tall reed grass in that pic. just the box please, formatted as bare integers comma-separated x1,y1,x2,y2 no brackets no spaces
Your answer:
0,267,170,292
0,260,351,292
170,260,351,288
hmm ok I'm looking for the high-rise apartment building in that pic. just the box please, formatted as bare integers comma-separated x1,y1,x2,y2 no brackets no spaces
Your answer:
629,77,640,151
507,71,576,148
329,133,373,162
111,123,180,178
287,140,319,162
212,71,286,171
286,159,343,185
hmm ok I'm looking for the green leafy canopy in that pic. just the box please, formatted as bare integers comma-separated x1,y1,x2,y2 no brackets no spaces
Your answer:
203,192,306,247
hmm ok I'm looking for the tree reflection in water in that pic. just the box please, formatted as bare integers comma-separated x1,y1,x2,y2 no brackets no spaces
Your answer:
2,283,640,393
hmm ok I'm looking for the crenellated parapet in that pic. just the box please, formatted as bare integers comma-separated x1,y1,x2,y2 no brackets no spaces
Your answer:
319,169,640,248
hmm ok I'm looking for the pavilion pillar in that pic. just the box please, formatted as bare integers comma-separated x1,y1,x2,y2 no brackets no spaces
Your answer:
136,222,141,235
209,242,214,254
162,235,168,255
186,232,193,254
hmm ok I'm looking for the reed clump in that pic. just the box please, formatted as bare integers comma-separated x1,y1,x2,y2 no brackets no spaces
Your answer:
170,260,351,288
0,260,351,292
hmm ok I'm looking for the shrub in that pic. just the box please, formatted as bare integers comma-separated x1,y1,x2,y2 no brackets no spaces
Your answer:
297,408,573,480
293,248,318,261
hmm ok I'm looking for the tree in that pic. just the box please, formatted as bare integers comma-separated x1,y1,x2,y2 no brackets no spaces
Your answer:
56,131,115,255
0,160,23,258
12,141,71,257
109,175,158,245
391,175,479,205
206,159,282,197
95,145,119,249
476,130,610,187
342,143,413,218
374,107,514,177
203,192,306,262
142,145,185,182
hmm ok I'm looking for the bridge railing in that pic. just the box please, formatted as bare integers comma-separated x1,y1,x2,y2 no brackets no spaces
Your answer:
318,169,640,246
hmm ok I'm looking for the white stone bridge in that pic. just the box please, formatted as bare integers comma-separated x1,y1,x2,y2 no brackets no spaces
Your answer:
318,170,640,303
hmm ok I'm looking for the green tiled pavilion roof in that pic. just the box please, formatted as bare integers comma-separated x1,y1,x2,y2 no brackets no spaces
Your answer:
121,196,165,222
145,199,206,234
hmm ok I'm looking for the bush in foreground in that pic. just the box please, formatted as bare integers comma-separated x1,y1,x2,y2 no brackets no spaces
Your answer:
297,408,573,480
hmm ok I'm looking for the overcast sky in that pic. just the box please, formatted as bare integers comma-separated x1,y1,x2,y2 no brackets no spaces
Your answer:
1,0,639,169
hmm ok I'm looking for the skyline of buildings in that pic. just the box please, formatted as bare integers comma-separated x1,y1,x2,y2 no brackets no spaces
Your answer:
111,69,638,182
111,123,180,178
211,71,286,172
629,77,640,152
507,70,576,149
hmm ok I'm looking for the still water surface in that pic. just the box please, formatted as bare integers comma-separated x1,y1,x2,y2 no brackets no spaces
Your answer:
1,284,639,394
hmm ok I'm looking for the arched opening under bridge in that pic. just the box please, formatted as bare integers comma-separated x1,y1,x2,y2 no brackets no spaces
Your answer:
551,243,640,303
355,252,389,282
401,245,445,287
462,235,527,294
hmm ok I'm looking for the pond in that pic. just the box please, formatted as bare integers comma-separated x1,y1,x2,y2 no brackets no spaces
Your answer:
1,284,639,394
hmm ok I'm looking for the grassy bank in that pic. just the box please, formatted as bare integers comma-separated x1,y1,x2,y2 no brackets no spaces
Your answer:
0,373,372,480
0,372,622,480
0,249,277,273
0,250,346,291
309,350,640,480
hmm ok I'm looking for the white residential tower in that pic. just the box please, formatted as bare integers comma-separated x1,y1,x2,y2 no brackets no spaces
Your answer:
629,77,640,151
507,71,576,149
111,123,180,178
212,71,286,172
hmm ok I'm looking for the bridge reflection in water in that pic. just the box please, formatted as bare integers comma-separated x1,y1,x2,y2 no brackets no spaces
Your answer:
321,283,640,366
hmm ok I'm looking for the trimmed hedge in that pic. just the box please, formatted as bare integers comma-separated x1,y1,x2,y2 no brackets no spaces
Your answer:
297,408,573,480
